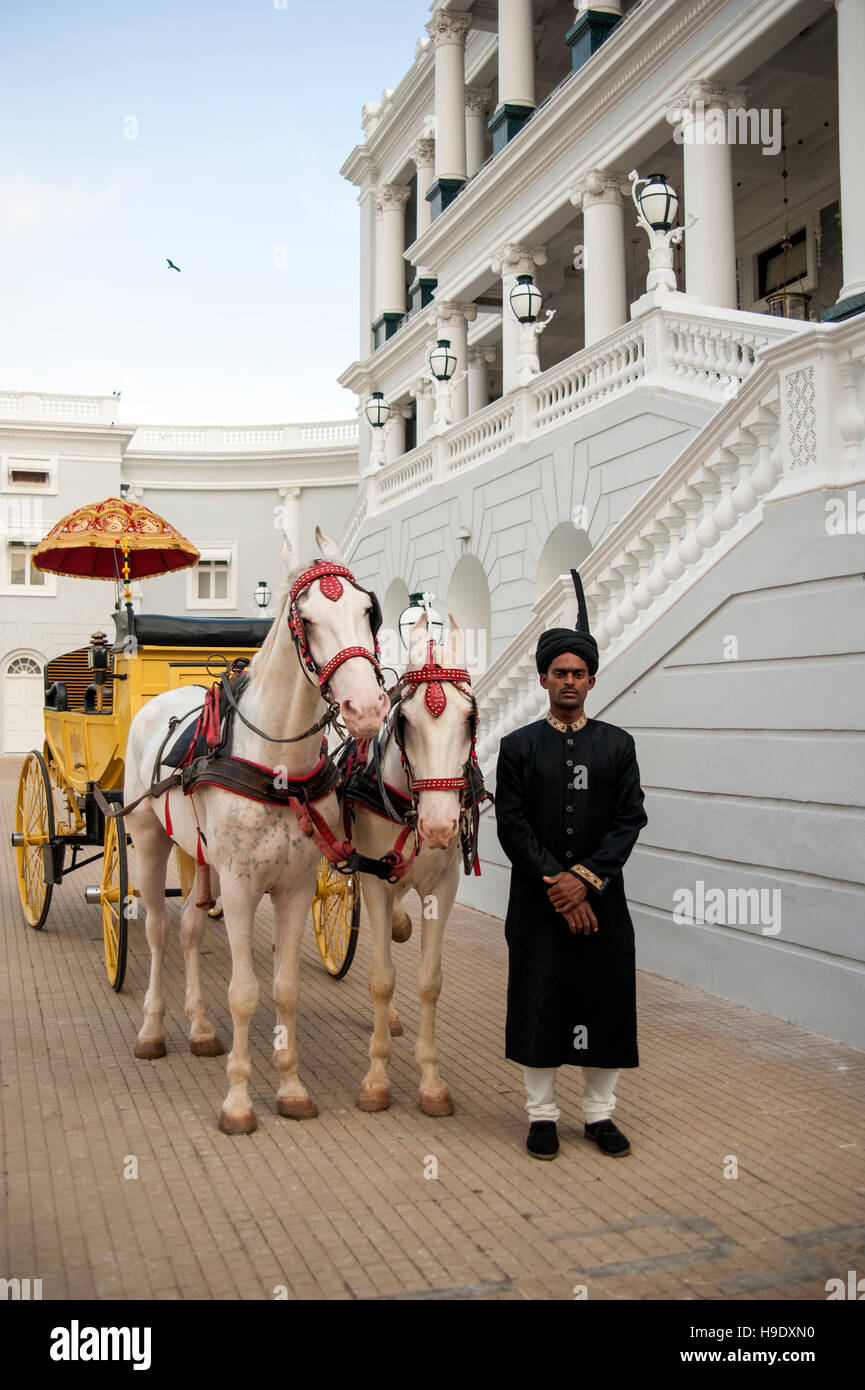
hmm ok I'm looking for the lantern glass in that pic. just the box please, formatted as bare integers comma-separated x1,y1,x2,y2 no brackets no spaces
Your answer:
398,591,445,651
365,391,390,428
428,338,457,382
254,579,272,609
638,174,678,231
509,274,543,324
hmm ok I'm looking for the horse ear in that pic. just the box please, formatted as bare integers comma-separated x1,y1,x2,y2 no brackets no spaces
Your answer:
443,613,465,667
315,526,343,563
407,612,428,669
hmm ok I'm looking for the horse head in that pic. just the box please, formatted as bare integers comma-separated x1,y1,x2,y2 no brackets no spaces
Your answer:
398,613,476,850
281,527,390,738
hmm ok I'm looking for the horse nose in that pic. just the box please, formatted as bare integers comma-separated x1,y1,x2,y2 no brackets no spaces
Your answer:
419,815,459,848
340,687,389,729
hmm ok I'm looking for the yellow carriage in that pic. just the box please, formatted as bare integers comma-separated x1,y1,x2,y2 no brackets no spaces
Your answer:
10,497,360,991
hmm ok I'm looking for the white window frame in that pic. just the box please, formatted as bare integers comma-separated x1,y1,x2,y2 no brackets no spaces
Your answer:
1,453,58,495
187,543,237,610
1,535,57,597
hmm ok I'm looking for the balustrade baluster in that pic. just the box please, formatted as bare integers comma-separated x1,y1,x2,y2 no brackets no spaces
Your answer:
709,447,739,534
659,501,685,582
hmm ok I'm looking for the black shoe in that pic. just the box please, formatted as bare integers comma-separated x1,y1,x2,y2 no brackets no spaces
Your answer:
584,1118,631,1156
527,1120,559,1160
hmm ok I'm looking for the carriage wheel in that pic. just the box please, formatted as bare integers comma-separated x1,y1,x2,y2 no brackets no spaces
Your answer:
14,751,55,930
312,856,360,979
101,816,131,992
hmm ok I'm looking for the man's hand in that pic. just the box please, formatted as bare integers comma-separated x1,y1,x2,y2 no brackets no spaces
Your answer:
543,873,598,935
543,872,588,910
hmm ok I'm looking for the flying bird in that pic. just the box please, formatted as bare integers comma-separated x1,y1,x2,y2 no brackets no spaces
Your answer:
166,258,181,272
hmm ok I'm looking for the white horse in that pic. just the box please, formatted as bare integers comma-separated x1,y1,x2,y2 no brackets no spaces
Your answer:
347,617,480,1117
123,529,389,1134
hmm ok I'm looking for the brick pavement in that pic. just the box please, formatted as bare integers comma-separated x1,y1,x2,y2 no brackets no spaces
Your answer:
1,756,863,1301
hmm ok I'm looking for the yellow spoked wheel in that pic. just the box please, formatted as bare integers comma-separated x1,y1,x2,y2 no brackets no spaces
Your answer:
312,856,360,979
14,751,55,930
101,816,132,992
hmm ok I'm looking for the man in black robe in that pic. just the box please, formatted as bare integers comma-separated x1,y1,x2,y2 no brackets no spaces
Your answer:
495,606,647,1160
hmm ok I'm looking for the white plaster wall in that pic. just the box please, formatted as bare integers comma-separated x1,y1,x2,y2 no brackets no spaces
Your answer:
461,488,865,1049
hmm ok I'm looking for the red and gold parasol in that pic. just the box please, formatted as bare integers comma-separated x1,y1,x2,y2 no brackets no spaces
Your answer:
32,497,200,594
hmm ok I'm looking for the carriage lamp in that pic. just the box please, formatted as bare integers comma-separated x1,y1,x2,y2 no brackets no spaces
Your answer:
509,274,544,324
428,338,457,382
631,172,679,231
364,391,391,428
253,579,272,610
398,592,445,650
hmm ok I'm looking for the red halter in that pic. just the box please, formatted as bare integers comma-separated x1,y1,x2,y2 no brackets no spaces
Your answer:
288,561,382,693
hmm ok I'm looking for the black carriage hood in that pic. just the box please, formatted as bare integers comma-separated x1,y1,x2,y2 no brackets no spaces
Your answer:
111,610,272,651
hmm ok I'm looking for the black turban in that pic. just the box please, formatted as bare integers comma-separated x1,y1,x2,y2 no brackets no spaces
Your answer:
535,627,599,676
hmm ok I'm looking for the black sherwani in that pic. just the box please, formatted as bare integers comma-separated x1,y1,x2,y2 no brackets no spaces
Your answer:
495,716,647,1069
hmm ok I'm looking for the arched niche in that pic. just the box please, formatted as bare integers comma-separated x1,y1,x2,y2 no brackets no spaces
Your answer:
378,577,410,670
535,522,592,600
446,553,491,675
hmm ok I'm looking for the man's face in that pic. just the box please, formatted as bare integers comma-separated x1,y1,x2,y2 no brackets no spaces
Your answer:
540,653,595,714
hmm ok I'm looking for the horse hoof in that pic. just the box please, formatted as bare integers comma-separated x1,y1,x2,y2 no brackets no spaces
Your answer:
133,1037,166,1060
357,1083,391,1112
190,1035,225,1057
277,1094,318,1120
388,1015,403,1037
391,907,412,943
420,1089,454,1117
219,1108,257,1135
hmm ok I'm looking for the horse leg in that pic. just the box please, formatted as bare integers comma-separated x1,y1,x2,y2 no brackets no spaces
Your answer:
387,893,412,1036
270,887,318,1119
358,877,395,1111
415,865,459,1117
129,811,174,1060
180,886,225,1057
217,882,260,1135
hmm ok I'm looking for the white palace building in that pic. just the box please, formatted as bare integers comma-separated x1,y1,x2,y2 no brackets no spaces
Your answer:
2,0,864,1046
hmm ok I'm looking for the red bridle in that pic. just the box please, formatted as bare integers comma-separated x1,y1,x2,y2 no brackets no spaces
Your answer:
288,561,383,694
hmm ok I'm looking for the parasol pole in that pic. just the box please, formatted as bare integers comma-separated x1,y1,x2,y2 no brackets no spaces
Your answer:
121,539,136,652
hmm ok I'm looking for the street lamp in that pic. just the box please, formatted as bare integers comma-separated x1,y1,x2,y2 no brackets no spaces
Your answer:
629,168,695,299
428,338,457,381
398,591,445,652
509,273,543,323
632,173,679,231
253,579,272,610
364,390,391,469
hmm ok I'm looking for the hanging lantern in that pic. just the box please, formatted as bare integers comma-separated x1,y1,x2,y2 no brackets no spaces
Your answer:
253,579,272,609
398,591,445,650
636,173,679,231
509,274,543,324
765,119,810,321
365,391,390,428
428,338,457,382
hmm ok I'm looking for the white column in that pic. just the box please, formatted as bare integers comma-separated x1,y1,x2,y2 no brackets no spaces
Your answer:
359,181,376,357
411,378,435,445
435,302,477,423
373,196,384,320
468,347,495,414
278,486,301,557
465,87,491,177
376,184,411,316
668,82,742,309
426,11,471,183
412,138,436,241
570,170,628,346
491,244,547,394
385,408,407,463
498,0,536,108
834,0,865,303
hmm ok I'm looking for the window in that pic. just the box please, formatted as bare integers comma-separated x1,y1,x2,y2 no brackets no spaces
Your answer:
2,454,57,493
187,544,237,610
2,538,55,595
757,227,808,300
7,655,41,675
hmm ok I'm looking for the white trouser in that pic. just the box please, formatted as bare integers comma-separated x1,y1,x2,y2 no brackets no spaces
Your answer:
523,1065,620,1125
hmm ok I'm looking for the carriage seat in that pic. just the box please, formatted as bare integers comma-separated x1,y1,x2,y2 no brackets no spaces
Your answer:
111,611,272,651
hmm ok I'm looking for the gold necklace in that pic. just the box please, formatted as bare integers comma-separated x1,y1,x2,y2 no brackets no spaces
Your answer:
546,710,588,733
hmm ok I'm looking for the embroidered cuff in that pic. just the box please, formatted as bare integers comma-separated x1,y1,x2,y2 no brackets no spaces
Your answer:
571,863,609,894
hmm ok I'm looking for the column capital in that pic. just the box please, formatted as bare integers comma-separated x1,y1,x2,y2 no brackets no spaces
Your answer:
435,300,478,327
491,243,548,277
468,345,496,367
666,80,747,122
570,168,630,210
425,10,472,46
411,136,436,170
464,85,492,116
377,183,411,211
278,486,302,501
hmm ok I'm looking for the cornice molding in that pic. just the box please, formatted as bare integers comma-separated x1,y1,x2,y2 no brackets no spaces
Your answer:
0,425,133,445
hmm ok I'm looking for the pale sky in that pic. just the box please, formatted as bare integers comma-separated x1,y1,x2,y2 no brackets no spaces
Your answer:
1,0,430,425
